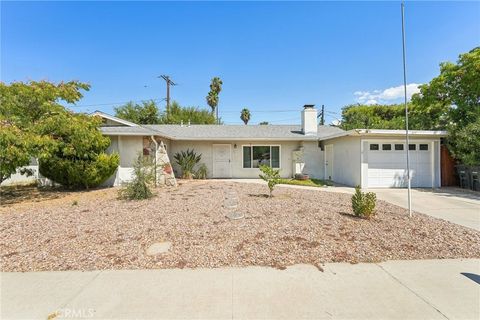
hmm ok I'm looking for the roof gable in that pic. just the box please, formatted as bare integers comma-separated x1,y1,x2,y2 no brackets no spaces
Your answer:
91,110,139,127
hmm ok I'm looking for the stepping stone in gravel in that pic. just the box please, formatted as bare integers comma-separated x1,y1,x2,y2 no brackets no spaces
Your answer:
146,242,172,256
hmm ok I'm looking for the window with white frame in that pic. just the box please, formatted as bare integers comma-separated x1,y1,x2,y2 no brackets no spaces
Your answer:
242,146,280,168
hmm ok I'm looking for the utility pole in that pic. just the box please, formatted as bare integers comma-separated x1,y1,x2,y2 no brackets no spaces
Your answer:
401,0,412,218
317,104,325,125
321,105,325,125
158,75,177,115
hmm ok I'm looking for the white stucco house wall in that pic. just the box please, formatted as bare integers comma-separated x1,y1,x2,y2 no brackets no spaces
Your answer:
2,105,447,189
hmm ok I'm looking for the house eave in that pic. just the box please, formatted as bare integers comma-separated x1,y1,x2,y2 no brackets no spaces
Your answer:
319,129,448,141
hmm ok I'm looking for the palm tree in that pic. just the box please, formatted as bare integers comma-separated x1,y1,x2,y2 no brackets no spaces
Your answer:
240,108,251,125
206,77,223,124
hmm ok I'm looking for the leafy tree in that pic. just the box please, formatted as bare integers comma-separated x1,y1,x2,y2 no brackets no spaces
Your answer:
0,80,90,128
161,101,217,124
114,100,160,124
206,77,223,123
412,47,480,164
259,121,269,125
36,112,119,189
0,81,90,184
0,119,35,185
259,165,281,197
240,108,251,125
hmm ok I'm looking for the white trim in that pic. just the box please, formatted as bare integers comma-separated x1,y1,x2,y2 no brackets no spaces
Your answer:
91,111,139,127
241,144,282,169
212,144,232,178
324,144,333,180
320,129,448,141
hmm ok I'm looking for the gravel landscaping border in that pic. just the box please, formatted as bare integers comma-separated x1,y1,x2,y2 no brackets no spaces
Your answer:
1,181,479,272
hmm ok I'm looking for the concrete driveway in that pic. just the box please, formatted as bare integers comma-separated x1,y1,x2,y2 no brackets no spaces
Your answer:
372,187,480,231
1,259,479,320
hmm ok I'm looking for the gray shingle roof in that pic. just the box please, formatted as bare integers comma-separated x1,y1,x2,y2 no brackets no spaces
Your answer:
100,124,344,140
100,126,158,136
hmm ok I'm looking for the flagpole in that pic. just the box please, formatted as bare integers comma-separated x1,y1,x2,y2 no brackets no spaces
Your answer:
401,0,412,218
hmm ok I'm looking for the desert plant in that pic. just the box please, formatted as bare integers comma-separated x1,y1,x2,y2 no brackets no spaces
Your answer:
351,186,377,218
119,154,156,200
240,108,251,125
174,149,201,179
194,163,208,179
259,164,281,197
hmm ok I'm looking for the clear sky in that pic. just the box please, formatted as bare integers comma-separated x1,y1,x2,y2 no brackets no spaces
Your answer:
1,1,479,124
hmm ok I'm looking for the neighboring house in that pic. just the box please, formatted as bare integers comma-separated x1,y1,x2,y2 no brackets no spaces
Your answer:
2,105,447,188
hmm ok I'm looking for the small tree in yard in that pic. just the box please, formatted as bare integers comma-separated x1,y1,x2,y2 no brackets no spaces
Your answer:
351,186,377,218
259,165,281,197
119,154,156,200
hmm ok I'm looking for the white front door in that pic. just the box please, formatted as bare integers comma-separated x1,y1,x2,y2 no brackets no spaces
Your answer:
213,144,232,178
325,144,334,180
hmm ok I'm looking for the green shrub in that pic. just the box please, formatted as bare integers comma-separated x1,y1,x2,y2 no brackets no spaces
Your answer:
37,113,119,189
351,186,377,218
194,163,208,179
174,149,201,179
259,165,281,197
119,154,156,200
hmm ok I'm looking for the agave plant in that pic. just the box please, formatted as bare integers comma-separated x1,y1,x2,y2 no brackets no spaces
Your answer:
173,149,202,179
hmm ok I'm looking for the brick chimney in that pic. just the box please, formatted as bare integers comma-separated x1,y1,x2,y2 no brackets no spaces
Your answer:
301,104,317,135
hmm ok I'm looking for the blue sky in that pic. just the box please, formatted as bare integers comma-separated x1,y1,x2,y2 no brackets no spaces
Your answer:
2,1,479,125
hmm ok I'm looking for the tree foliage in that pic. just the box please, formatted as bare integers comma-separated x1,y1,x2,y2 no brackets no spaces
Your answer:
114,100,160,124
413,47,480,165
206,77,223,122
259,165,281,197
240,108,251,125
0,120,35,184
162,101,217,124
114,100,217,125
37,113,119,189
0,81,91,184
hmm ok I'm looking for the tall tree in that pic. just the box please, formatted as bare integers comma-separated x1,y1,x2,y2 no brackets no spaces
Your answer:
206,77,223,124
412,47,480,165
114,100,160,124
240,108,251,125
0,81,90,184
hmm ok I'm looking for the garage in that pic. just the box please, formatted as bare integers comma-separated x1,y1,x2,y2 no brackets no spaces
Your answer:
367,141,433,188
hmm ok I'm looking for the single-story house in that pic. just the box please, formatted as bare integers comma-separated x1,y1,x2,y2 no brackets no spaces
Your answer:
3,105,447,188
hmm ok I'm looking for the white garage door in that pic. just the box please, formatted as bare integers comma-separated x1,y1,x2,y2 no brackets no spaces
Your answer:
367,141,432,188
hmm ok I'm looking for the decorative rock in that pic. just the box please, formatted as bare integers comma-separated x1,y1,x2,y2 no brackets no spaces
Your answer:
146,242,172,256
226,211,244,220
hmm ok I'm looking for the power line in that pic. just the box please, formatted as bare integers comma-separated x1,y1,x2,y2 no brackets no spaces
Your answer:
64,98,166,108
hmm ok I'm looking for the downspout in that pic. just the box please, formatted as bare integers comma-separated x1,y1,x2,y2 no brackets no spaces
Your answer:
150,136,158,187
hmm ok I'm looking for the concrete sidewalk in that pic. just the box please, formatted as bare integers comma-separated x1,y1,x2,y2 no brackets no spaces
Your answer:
2,259,479,319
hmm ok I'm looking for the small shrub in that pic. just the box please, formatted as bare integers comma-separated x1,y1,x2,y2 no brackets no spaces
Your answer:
173,149,201,179
119,154,156,200
194,163,208,179
259,165,281,197
351,186,376,218
72,200,78,206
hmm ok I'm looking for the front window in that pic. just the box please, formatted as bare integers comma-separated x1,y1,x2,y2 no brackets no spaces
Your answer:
243,146,280,168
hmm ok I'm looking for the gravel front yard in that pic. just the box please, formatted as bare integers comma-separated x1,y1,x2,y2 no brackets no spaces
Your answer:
1,181,479,272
